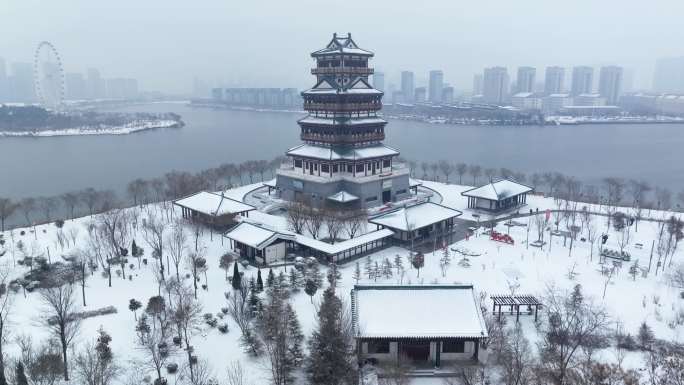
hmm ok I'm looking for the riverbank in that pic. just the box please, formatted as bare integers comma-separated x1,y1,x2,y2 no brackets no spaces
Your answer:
0,119,183,137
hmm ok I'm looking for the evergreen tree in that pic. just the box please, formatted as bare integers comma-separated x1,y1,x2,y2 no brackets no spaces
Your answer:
309,264,324,289
637,322,655,349
256,268,264,292
277,271,289,294
326,263,342,288
267,268,276,288
289,268,302,291
382,258,393,279
248,282,262,316
307,287,356,385
15,362,28,385
285,304,305,368
305,279,318,303
128,298,142,320
569,284,583,308
131,240,139,257
373,261,380,282
232,262,242,290
352,261,361,284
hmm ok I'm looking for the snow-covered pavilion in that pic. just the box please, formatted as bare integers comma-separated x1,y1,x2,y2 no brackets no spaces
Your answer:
351,284,488,368
173,191,255,228
224,221,395,265
461,179,533,213
368,202,462,244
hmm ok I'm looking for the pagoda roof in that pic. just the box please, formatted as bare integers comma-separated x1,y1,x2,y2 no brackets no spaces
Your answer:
461,178,533,201
286,143,398,161
327,191,359,203
311,33,374,57
303,77,382,96
298,116,387,127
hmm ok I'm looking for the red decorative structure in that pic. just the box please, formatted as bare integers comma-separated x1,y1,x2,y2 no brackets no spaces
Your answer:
490,230,514,245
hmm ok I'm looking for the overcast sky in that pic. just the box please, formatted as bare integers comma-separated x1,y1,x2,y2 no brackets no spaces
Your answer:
1,0,682,94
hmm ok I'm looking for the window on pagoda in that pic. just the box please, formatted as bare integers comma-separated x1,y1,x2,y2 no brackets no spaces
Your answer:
321,164,330,173
294,159,302,168
356,164,364,173
383,159,391,169
347,164,353,173
332,164,339,173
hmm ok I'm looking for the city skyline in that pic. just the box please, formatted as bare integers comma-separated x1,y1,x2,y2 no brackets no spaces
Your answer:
1,0,682,94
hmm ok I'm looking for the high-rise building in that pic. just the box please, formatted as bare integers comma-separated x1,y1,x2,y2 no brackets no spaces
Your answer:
414,86,427,103
107,78,138,99
516,67,536,93
373,71,385,92
598,66,623,105
473,74,483,95
571,66,593,96
401,71,414,102
653,57,684,94
86,68,106,99
275,33,409,207
66,72,87,100
544,66,565,95
9,62,35,102
442,86,454,104
0,57,7,102
482,67,509,105
428,70,444,104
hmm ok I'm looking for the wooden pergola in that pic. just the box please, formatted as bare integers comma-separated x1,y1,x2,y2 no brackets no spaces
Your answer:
491,294,543,322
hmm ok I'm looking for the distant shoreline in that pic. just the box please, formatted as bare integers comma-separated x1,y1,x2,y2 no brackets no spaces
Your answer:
0,119,183,138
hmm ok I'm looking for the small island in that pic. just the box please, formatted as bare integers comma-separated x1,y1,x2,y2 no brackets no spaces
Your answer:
0,104,184,137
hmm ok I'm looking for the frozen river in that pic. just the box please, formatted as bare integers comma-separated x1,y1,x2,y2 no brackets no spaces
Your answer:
2,102,684,201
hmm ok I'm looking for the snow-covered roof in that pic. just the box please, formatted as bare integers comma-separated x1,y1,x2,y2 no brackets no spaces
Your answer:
327,191,359,203
512,92,535,98
173,191,255,216
294,229,394,255
286,143,399,160
548,93,571,98
298,116,387,127
352,285,488,339
311,33,374,57
224,222,295,250
409,178,423,188
461,179,533,201
368,202,462,232
224,221,394,255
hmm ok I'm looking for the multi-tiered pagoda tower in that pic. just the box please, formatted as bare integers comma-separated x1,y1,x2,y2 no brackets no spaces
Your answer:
275,33,410,207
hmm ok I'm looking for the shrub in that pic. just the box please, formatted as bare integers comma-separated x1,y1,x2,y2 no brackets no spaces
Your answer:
166,363,178,374
218,323,229,333
55,220,65,228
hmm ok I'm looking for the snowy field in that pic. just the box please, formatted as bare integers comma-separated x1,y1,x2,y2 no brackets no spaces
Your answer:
0,119,179,137
0,180,682,384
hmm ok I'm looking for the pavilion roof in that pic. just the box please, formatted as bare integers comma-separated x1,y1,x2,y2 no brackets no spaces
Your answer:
327,190,359,203
460,179,533,201
173,191,255,217
351,284,488,339
368,202,462,232
311,33,374,57
286,143,398,161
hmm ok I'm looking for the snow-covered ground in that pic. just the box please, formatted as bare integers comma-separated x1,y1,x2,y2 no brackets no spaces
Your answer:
0,180,682,384
0,119,180,137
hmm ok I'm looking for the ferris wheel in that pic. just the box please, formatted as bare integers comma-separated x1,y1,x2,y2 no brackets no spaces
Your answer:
33,41,65,109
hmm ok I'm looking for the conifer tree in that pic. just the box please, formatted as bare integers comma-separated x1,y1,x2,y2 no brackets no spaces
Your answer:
307,287,356,385
232,262,241,290
289,268,301,291
352,261,361,284
364,256,373,279
267,268,275,288
305,279,318,303
257,268,264,292
15,362,28,385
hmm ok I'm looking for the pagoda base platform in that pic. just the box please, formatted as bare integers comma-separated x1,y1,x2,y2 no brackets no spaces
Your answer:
275,168,410,208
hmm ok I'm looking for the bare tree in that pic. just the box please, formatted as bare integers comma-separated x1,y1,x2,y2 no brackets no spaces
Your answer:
323,208,343,243
226,360,250,385
127,179,149,208
186,248,207,299
99,210,131,285
537,284,609,385
304,206,324,240
73,328,120,385
455,163,468,185
286,200,307,235
166,221,187,281
0,198,18,232
438,160,454,183
134,314,174,384
500,324,535,385
468,165,482,186
656,187,673,211
39,284,82,381
0,271,13,385
37,197,58,223
80,188,100,217
143,215,167,281
18,198,36,227
628,179,651,209
170,283,203,382
344,209,367,239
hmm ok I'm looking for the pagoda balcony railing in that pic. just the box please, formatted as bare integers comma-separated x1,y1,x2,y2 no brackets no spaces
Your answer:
311,67,374,75
304,102,382,112
300,131,385,144
276,163,409,184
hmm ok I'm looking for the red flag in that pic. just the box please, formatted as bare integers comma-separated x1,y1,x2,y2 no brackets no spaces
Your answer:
545,209,551,221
